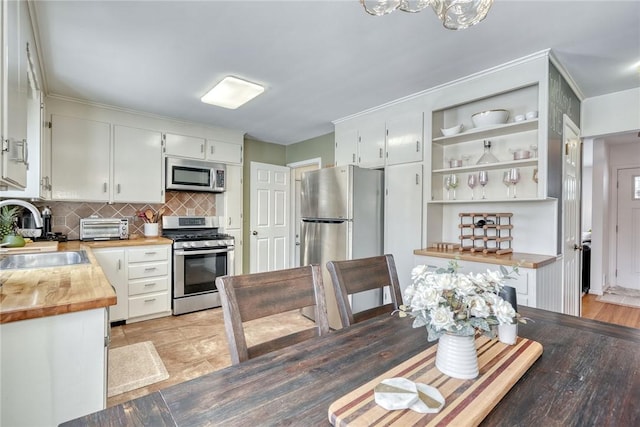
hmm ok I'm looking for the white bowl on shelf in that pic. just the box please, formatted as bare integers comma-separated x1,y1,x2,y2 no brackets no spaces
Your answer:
471,109,509,128
441,123,463,136
514,114,526,122
525,110,538,120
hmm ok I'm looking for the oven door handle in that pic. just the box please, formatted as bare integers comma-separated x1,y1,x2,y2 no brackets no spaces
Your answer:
174,248,232,256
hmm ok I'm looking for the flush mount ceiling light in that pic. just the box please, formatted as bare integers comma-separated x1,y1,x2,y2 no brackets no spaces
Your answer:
361,0,494,30
201,76,265,109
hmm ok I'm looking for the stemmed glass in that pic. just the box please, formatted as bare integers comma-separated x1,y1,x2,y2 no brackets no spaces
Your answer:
444,175,452,200
449,174,459,200
509,168,521,198
502,171,511,198
467,173,477,200
478,171,489,199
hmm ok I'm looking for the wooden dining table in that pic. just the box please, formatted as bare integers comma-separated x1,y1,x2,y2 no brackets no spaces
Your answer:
62,306,640,426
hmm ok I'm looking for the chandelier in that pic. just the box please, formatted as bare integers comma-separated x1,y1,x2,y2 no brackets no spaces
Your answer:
361,0,494,30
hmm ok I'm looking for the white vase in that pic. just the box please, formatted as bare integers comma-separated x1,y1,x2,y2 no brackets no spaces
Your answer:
435,333,479,379
143,223,159,237
498,323,518,345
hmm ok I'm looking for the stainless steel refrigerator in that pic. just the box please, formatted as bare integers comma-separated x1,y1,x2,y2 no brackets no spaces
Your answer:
300,165,384,329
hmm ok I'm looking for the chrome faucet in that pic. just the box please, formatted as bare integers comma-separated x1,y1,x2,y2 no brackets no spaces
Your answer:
0,199,44,229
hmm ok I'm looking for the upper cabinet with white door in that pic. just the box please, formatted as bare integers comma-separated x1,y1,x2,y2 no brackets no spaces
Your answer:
334,118,385,168
165,132,243,164
113,125,163,203
164,132,206,159
0,0,33,189
51,114,111,201
386,110,423,166
50,115,163,203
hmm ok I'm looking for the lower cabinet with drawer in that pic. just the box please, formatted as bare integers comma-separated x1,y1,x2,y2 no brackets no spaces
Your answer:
93,244,171,323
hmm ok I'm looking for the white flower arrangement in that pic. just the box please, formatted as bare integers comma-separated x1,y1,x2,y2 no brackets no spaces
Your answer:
397,260,524,342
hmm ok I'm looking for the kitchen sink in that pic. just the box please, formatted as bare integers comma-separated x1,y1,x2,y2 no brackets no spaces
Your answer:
0,250,90,270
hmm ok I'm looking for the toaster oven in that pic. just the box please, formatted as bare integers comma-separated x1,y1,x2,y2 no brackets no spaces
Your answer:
80,218,129,241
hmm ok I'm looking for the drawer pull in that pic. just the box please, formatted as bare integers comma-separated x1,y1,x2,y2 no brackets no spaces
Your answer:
144,298,156,303
144,283,156,287
145,252,157,255
144,267,157,271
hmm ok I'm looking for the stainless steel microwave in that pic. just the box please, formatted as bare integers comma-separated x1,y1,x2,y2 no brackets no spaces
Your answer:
166,157,226,193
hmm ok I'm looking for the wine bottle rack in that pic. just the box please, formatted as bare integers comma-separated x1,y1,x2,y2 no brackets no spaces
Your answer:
458,212,513,255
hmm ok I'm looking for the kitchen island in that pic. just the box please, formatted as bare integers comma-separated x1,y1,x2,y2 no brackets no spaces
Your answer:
0,237,169,426
63,306,640,426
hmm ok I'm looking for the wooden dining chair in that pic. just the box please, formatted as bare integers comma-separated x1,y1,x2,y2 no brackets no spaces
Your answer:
216,264,330,365
326,254,403,328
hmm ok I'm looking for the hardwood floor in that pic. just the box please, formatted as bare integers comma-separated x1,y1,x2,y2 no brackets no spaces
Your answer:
581,293,640,329
106,294,640,408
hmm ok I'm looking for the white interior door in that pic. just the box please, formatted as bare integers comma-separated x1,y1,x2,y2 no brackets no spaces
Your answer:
615,167,640,289
249,162,291,273
562,115,581,316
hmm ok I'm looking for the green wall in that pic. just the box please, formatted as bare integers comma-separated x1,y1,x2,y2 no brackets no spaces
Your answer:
241,133,334,272
285,132,335,167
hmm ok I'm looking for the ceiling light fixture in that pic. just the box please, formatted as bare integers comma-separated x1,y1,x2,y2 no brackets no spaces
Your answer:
201,76,265,109
361,0,494,30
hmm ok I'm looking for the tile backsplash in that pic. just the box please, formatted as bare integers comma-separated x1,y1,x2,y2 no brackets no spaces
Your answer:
31,191,218,240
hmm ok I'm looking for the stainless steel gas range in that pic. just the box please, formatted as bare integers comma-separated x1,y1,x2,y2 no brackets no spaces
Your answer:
162,216,234,315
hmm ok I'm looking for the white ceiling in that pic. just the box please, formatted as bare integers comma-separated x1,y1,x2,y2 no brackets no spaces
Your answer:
31,1,640,145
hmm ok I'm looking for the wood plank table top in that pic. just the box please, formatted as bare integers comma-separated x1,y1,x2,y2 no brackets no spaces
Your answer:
62,307,640,426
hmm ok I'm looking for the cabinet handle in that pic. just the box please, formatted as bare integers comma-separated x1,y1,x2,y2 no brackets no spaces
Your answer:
379,148,383,158
145,251,157,255
103,182,107,193
416,140,420,152
144,298,156,303
22,139,28,165
352,153,355,163
117,260,122,270
228,217,232,226
210,145,214,155
416,173,420,185
201,144,204,153
144,283,156,287
117,184,121,194
144,267,157,272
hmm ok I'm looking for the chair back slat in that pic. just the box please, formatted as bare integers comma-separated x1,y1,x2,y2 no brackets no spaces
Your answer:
217,264,329,365
327,254,403,328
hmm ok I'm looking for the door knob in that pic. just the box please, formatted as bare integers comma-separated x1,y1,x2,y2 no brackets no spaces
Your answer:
573,244,583,251
252,231,258,236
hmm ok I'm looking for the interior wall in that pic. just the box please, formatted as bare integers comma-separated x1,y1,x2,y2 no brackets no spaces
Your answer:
285,132,335,167
589,139,609,294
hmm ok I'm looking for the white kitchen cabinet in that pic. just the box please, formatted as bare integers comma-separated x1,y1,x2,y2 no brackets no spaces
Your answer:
384,162,423,300
357,121,386,168
92,248,127,322
93,244,171,323
386,111,423,166
127,245,171,322
226,228,243,275
206,139,242,164
113,125,163,203
223,164,243,230
50,114,111,201
335,128,358,166
221,163,243,274
0,308,108,427
0,0,30,189
164,132,205,159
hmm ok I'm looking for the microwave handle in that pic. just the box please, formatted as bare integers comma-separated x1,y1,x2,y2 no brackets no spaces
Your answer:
174,248,232,256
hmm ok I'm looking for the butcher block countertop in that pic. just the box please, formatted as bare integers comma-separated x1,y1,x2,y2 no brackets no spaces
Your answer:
0,237,172,324
414,247,557,269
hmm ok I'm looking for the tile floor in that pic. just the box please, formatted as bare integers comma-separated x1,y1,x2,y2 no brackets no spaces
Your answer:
107,308,315,407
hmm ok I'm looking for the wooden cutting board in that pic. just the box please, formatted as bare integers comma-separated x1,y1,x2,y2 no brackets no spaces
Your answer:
2,241,59,254
328,336,543,427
